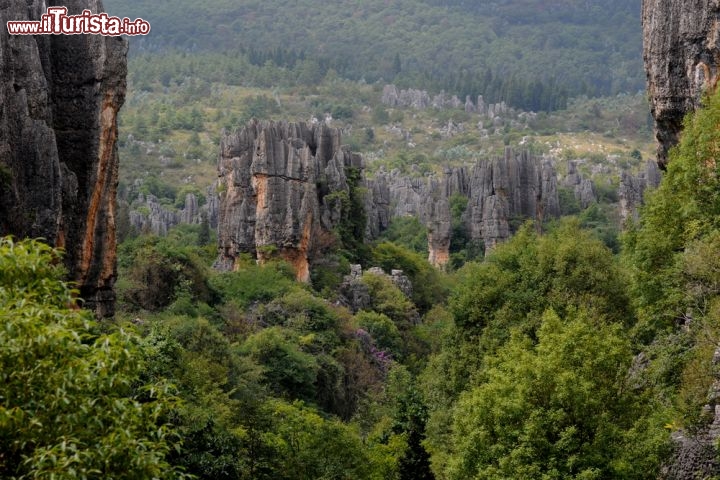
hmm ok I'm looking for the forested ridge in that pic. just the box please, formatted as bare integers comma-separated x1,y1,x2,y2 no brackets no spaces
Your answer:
105,0,642,110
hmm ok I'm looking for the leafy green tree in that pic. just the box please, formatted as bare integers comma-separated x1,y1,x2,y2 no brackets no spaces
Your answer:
361,271,418,328
423,221,635,475
450,221,632,348
210,259,296,309
297,59,324,86
625,89,720,340
372,107,390,124
139,316,265,479
385,367,435,480
118,235,213,312
372,242,448,313
379,217,428,254
0,238,185,479
241,327,319,402
558,186,581,216
263,399,384,480
447,309,669,480
239,95,280,123
356,310,403,358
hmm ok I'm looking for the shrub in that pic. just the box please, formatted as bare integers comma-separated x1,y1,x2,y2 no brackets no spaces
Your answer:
0,238,185,479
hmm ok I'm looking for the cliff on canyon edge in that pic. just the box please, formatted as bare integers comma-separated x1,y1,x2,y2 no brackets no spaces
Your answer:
643,0,720,168
0,0,127,317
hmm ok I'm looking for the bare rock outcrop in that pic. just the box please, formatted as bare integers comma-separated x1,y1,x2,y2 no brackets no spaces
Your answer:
425,195,452,267
129,193,178,236
643,0,720,168
661,346,720,479
213,119,559,273
562,161,597,209
339,265,413,312
382,84,513,120
364,172,391,239
126,183,219,236
0,0,127,317
367,148,560,266
381,84,430,109
618,160,662,224
215,120,362,281
464,149,559,250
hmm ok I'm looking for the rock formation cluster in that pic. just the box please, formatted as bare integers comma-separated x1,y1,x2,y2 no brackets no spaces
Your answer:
381,84,509,118
618,160,661,224
0,0,127,317
561,161,597,209
126,186,219,236
366,147,560,266
213,119,561,274
338,264,413,313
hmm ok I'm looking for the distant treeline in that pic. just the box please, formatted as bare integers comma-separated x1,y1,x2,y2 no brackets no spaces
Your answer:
107,0,643,111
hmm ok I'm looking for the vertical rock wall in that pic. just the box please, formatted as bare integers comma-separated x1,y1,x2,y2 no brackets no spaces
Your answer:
367,148,560,267
215,120,362,281
0,0,128,317
643,0,720,168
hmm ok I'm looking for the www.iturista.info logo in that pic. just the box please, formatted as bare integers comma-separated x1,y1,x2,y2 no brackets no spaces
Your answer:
7,7,150,36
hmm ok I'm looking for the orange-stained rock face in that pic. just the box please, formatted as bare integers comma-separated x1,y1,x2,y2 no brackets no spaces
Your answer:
0,1,128,317
216,120,362,282
253,174,269,211
428,247,450,269
253,213,312,283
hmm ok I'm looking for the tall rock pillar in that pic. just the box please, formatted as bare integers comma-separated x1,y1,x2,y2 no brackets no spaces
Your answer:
0,0,128,317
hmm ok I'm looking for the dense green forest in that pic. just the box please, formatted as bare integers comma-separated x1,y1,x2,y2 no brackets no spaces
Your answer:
105,0,642,109
6,87,720,477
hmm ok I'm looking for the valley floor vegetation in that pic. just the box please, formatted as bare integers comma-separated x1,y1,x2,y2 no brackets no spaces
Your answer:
5,87,720,479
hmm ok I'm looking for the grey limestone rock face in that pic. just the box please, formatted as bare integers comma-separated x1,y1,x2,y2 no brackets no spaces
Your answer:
618,160,662,224
381,84,430,109
129,193,179,236
366,148,560,266
425,195,452,267
562,161,597,209
128,187,218,236
382,84,480,111
390,269,413,298
364,171,391,239
464,96,476,113
643,0,720,168
181,193,199,225
0,0,128,317
339,265,413,312
464,149,559,250
338,276,372,313
661,345,720,479
215,120,362,281
381,84,400,107
577,179,595,209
